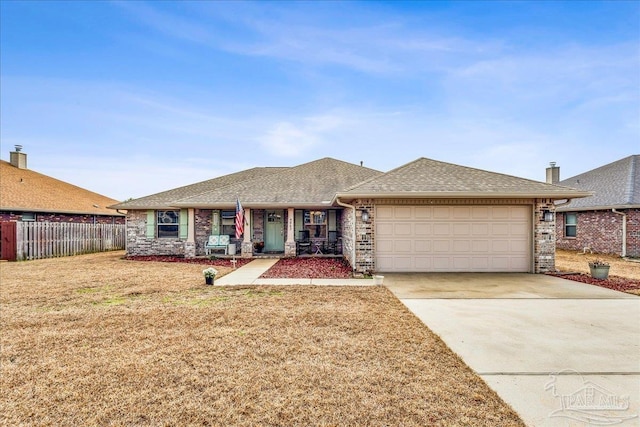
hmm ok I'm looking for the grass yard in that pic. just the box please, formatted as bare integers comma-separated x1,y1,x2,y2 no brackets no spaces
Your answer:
1,252,523,426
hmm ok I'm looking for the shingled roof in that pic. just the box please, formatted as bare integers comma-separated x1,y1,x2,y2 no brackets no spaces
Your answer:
110,167,289,209
110,158,382,210
336,157,591,200
1,160,124,217
556,155,640,211
173,158,382,208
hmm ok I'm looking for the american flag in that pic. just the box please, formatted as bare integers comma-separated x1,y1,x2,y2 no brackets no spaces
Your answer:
235,198,244,239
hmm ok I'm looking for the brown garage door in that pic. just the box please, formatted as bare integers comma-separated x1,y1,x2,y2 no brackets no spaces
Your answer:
375,205,531,272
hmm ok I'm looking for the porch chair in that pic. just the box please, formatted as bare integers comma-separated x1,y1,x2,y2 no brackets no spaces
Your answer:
327,230,339,254
205,235,230,255
296,230,311,255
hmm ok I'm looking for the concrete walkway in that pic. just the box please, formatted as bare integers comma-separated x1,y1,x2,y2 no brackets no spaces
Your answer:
214,258,374,286
385,273,640,427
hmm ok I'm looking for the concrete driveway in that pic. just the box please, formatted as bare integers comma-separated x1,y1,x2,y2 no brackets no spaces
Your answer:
384,273,640,426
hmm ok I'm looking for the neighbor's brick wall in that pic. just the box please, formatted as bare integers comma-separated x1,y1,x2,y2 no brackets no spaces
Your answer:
0,211,125,224
556,209,639,257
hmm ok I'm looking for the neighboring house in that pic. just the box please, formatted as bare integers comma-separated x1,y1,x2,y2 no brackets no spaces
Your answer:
1,146,126,261
0,147,125,224
550,155,639,257
112,157,588,274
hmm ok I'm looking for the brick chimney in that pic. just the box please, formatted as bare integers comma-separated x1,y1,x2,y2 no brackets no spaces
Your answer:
9,145,27,169
546,161,559,184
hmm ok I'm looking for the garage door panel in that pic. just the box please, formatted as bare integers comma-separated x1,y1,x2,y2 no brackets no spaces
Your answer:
453,240,470,252
433,207,450,219
394,223,412,235
414,256,432,269
394,207,412,219
414,207,432,219
433,224,450,235
377,240,394,253
393,257,413,270
433,240,451,252
394,240,412,252
375,205,530,272
414,240,431,253
414,223,431,235
453,207,471,219
453,223,470,235
376,206,395,219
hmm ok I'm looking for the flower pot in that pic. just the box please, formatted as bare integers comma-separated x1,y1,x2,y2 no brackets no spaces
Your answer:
589,265,610,280
373,275,384,285
205,276,214,285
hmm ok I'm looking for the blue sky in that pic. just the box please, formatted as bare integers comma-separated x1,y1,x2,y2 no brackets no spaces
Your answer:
1,1,638,201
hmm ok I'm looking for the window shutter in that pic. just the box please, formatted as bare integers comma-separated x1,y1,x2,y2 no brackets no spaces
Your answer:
295,210,303,231
179,209,188,239
146,210,155,238
328,210,337,231
211,210,220,235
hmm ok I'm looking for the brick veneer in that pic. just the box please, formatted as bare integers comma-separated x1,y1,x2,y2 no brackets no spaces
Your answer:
0,211,124,224
556,209,639,257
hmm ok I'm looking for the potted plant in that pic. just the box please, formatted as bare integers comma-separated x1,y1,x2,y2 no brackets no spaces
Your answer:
588,259,610,280
253,241,264,253
203,267,218,285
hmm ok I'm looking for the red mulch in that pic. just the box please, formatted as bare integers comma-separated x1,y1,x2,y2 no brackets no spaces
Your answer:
548,273,640,294
260,257,353,279
124,255,253,268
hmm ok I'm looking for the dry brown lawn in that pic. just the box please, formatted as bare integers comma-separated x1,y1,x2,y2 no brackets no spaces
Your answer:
555,249,640,280
1,251,524,426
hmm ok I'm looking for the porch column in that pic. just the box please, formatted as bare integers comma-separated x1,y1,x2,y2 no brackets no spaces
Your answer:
285,207,297,257
185,208,196,258
187,209,195,243
286,207,295,244
241,207,252,257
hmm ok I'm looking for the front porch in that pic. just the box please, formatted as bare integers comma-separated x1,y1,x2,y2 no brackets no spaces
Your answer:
197,207,344,259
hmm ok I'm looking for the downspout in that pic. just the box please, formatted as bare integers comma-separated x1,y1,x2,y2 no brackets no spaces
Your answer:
335,197,356,269
612,209,627,258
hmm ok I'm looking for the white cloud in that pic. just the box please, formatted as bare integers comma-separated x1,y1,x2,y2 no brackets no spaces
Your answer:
259,113,347,158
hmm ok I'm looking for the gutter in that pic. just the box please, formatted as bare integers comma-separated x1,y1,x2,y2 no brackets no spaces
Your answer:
335,197,356,269
553,199,573,208
612,209,627,257
334,191,593,200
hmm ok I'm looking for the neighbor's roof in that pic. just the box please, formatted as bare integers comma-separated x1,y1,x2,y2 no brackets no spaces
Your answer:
173,158,382,208
110,167,289,209
556,155,640,211
336,157,592,200
0,160,124,216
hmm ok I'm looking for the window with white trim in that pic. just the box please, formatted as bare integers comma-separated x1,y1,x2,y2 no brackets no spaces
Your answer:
21,212,36,222
157,210,179,238
565,213,577,237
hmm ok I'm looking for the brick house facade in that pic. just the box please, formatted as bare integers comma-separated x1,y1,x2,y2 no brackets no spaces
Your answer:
551,155,639,258
114,157,589,274
556,209,640,257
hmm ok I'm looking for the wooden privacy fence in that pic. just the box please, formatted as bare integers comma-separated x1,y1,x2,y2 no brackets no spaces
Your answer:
14,222,126,261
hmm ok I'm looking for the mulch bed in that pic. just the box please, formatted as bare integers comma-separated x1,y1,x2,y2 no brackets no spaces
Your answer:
549,272,640,294
125,255,253,268
260,257,352,279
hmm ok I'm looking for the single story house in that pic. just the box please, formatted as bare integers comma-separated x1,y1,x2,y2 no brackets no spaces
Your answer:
547,155,639,257
0,146,125,225
110,157,590,274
